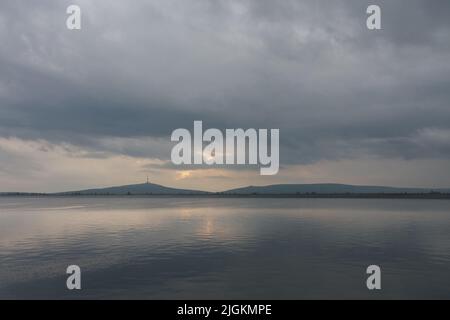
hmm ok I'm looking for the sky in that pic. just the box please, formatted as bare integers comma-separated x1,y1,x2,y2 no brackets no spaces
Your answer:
1,0,450,192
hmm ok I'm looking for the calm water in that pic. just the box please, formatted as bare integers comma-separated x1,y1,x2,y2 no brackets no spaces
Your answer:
1,197,450,299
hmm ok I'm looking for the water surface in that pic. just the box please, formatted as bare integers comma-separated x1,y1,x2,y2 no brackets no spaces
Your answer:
1,197,450,299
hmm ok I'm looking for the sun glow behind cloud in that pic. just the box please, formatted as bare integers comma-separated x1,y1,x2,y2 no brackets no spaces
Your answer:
176,170,193,180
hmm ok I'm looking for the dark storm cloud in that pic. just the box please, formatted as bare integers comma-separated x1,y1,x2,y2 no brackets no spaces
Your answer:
0,0,450,164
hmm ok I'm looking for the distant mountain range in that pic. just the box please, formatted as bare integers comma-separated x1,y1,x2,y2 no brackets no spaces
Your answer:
2,182,450,196
224,183,450,195
0,183,450,196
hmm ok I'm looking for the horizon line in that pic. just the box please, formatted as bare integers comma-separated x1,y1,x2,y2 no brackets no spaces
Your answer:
1,180,449,195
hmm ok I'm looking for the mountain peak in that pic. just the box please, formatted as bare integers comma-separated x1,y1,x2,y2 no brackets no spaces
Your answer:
59,182,209,195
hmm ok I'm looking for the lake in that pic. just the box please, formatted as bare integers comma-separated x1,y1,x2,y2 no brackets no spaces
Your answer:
1,197,450,299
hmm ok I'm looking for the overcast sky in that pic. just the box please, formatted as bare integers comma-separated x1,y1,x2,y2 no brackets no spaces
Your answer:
1,0,450,192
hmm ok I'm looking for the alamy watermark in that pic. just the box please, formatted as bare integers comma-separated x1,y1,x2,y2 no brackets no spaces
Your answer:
366,265,381,290
366,5,381,30
171,121,279,175
65,4,381,31
66,5,81,30
66,265,81,290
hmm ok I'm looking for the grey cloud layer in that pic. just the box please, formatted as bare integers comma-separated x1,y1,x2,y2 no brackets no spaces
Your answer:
1,0,450,165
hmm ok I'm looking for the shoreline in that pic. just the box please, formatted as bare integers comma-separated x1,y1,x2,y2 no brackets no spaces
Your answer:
2,193,450,199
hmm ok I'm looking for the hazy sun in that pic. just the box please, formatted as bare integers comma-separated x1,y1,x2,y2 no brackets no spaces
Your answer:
176,170,193,180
